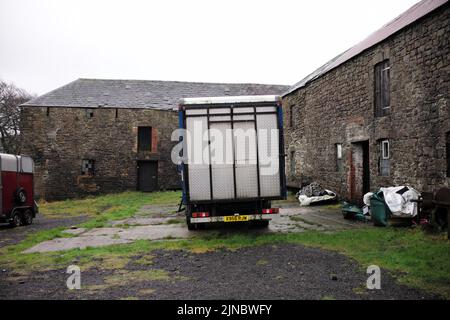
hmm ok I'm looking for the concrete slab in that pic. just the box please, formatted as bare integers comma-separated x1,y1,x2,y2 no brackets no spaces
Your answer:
23,201,368,254
23,236,131,253
119,225,191,241
25,224,191,253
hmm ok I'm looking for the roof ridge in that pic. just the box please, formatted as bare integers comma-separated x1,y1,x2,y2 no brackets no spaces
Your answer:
76,77,290,87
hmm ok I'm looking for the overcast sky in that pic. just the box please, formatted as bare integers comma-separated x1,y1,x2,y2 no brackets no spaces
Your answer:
0,0,420,95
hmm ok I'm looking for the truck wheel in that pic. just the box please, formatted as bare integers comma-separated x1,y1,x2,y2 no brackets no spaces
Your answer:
9,212,22,228
22,209,34,225
187,220,196,231
185,204,196,230
15,188,27,204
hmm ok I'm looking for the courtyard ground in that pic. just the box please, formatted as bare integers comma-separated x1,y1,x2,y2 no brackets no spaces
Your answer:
0,191,448,300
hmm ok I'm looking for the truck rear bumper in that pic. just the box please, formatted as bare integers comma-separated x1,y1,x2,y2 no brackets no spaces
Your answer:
190,214,278,224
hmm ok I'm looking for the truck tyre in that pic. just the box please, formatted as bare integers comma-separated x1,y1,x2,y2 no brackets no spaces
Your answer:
22,209,34,225
15,188,27,204
9,211,22,228
186,204,196,230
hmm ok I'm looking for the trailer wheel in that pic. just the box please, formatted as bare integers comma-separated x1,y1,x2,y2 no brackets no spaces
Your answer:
9,212,22,228
22,209,34,226
15,188,27,204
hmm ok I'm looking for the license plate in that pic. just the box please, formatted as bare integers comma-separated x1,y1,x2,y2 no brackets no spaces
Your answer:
224,215,249,222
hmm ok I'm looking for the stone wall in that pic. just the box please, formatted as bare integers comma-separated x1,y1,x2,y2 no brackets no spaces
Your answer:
20,106,179,200
283,4,450,201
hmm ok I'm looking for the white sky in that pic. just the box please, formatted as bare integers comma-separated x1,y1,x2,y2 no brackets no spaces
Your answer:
0,0,420,95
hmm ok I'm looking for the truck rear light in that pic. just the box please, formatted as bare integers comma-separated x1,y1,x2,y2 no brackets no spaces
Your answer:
192,212,210,218
262,208,279,214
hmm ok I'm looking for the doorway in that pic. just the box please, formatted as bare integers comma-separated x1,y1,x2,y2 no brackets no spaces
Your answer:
137,161,158,192
349,141,370,203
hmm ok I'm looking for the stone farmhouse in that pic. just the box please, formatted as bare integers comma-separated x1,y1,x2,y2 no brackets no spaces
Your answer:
20,79,288,199
282,0,449,203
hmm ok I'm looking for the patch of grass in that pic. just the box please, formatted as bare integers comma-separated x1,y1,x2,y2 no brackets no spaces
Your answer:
39,191,181,224
85,269,172,293
165,218,185,225
320,202,342,210
133,254,154,266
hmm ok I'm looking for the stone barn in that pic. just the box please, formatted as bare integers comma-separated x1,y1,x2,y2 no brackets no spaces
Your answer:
283,0,449,203
21,78,288,200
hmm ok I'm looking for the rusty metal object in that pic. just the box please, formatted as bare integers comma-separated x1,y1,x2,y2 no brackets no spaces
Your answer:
415,188,450,239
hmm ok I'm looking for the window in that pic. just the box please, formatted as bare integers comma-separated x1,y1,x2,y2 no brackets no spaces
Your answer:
86,109,94,118
446,132,450,178
379,139,390,176
374,60,390,117
115,108,118,119
138,127,152,151
46,107,50,116
81,159,95,176
336,143,343,172
290,150,296,176
289,105,295,127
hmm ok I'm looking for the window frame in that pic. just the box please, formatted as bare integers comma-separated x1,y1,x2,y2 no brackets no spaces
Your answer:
446,132,450,178
138,126,152,152
336,143,343,172
290,150,296,176
289,105,295,127
374,59,391,117
381,140,390,160
81,159,95,176
86,109,94,118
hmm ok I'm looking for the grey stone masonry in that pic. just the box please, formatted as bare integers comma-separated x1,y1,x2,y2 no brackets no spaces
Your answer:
20,107,179,200
283,4,449,201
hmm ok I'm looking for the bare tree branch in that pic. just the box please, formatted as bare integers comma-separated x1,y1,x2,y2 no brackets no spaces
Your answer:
0,80,34,154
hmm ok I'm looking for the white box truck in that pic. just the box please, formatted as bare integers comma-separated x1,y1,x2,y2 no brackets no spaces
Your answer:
177,95,286,230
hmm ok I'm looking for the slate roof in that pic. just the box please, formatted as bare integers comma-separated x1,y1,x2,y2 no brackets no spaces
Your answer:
22,78,290,110
284,0,448,96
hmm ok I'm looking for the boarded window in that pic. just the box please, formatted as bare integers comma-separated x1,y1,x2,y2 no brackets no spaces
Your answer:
289,105,295,127
290,150,296,176
81,159,95,176
446,132,450,178
374,60,390,117
138,127,152,151
379,139,390,176
336,143,343,172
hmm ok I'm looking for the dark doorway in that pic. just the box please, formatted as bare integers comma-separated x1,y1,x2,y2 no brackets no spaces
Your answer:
137,161,158,192
349,141,370,203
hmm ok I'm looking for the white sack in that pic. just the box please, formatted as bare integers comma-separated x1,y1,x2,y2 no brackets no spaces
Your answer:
363,192,374,206
298,189,337,206
379,186,420,217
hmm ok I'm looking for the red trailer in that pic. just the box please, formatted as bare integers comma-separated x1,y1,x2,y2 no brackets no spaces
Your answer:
0,153,37,227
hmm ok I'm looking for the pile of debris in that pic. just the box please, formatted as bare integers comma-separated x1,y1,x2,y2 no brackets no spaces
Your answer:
342,186,421,226
296,182,337,206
